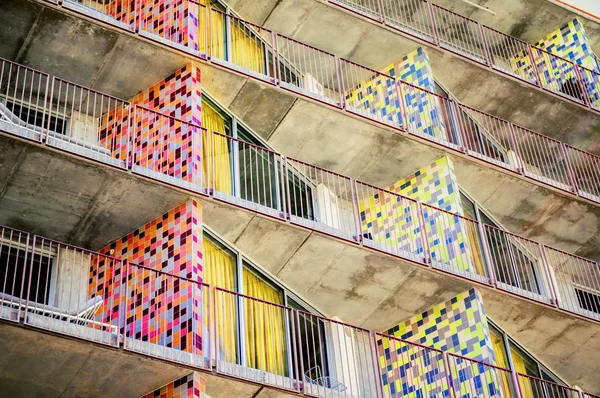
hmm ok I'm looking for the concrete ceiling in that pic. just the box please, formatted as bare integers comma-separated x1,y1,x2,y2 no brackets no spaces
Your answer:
1,0,599,260
1,132,600,392
0,322,296,398
432,0,600,52
224,0,600,154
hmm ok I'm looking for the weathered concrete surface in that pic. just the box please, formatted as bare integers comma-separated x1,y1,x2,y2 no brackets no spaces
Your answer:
482,289,600,392
0,134,191,250
1,133,600,392
2,0,600,260
266,100,600,261
225,0,600,154
0,322,191,398
433,0,600,50
0,321,300,398
202,199,600,394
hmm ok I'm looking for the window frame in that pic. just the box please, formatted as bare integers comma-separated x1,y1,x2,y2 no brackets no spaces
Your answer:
488,319,566,385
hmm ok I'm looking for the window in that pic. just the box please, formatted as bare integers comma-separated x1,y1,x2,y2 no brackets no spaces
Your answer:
202,227,319,377
201,92,315,218
0,244,53,305
575,288,600,314
237,126,279,209
289,298,330,384
463,192,544,296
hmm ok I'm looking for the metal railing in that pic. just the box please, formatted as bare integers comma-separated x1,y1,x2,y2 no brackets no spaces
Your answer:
25,235,123,347
47,77,130,168
1,223,599,397
447,353,517,398
326,0,600,114
139,0,209,60
517,373,581,398
422,203,491,283
17,1,600,205
2,57,600,325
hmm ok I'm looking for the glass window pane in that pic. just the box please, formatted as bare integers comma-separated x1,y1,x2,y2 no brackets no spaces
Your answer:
510,342,539,377
460,192,477,220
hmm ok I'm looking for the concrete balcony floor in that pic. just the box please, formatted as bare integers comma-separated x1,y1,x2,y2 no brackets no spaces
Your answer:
1,0,600,262
432,0,600,48
0,321,295,398
0,131,599,393
224,0,600,154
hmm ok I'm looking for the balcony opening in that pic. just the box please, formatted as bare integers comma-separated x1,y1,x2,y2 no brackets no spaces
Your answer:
575,287,600,315
559,77,585,102
0,243,53,305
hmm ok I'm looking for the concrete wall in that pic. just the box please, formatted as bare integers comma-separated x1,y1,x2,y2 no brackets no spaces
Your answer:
141,372,206,398
90,200,204,354
377,288,498,398
53,247,91,311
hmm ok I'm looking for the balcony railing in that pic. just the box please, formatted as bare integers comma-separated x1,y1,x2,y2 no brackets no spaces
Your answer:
17,1,600,204
28,0,600,203
326,0,600,110
2,57,600,324
1,224,598,398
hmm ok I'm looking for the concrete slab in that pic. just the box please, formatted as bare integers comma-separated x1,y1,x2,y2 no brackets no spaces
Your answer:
1,132,600,392
0,322,190,398
0,134,191,250
228,80,297,140
0,321,301,398
3,0,600,261
433,0,600,51
231,216,312,275
233,0,600,154
481,288,600,393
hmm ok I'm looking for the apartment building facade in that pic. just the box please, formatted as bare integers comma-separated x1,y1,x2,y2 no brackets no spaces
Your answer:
0,0,600,397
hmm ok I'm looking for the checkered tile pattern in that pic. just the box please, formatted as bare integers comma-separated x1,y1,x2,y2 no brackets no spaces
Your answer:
141,373,206,398
390,48,447,140
90,200,204,353
344,47,447,139
379,289,497,398
100,64,203,182
511,19,600,107
344,69,401,126
138,0,202,52
98,105,131,161
360,157,475,271
105,0,136,26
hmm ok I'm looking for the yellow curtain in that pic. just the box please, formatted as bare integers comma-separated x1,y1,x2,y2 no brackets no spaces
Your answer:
491,331,513,398
231,23,265,74
243,268,286,375
203,238,237,362
511,347,535,398
466,222,487,277
201,102,232,194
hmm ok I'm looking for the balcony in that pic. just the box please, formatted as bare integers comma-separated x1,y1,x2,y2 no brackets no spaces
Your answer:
219,0,600,155
2,1,600,265
1,53,600,389
1,224,599,397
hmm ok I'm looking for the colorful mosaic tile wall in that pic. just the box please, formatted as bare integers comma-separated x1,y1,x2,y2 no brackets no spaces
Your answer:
378,288,498,398
141,373,206,398
360,157,476,273
344,47,449,141
137,0,201,52
89,200,204,354
100,63,203,183
511,19,600,107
